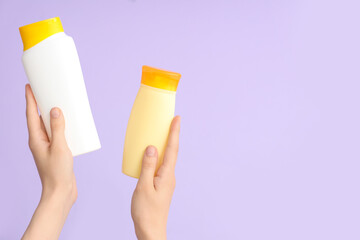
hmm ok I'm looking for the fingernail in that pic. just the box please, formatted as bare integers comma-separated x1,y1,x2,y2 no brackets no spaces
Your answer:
51,108,60,119
146,146,156,157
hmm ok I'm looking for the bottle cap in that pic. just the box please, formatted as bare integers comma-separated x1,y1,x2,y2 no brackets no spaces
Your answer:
19,17,64,51
141,66,181,92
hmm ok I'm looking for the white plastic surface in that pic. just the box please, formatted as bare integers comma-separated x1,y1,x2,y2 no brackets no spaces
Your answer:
22,32,101,156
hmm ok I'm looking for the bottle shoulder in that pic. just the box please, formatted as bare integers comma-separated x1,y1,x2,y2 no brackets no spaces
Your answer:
139,84,177,95
22,32,73,57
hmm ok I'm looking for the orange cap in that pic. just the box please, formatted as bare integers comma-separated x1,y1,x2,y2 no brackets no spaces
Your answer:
141,66,181,92
19,17,64,51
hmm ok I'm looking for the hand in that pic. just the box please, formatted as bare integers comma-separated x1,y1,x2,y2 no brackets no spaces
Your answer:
22,84,77,240
131,116,181,240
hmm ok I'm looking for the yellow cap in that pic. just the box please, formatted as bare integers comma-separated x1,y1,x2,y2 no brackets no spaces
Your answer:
141,66,181,92
19,17,64,51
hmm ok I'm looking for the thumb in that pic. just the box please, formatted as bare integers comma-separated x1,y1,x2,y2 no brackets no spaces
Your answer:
50,107,67,146
138,145,158,188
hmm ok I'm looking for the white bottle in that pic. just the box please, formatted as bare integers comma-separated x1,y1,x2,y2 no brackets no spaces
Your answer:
19,17,101,156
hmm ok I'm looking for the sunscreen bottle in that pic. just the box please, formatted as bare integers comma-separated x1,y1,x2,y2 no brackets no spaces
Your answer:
123,66,181,178
19,17,101,156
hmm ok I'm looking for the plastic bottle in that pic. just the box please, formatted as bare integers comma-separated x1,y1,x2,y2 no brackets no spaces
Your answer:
123,66,181,178
19,17,101,156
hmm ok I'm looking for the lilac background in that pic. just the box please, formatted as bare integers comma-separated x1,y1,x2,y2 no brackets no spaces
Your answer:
1,0,360,239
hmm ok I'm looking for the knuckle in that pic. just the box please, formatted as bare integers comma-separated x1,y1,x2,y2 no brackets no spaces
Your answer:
51,124,62,132
135,184,143,192
50,143,68,154
164,175,176,190
135,183,149,194
142,157,156,170
28,138,36,151
51,118,64,129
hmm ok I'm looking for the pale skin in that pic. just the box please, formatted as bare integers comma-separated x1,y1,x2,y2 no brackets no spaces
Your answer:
22,84,77,240
132,117,181,240
22,84,181,239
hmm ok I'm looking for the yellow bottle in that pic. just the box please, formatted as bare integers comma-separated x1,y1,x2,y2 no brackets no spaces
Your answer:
123,66,181,178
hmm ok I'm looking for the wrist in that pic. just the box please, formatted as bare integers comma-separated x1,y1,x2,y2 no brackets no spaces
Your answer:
41,183,77,207
22,185,75,240
135,226,166,240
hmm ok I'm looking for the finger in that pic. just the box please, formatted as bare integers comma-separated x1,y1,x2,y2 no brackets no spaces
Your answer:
154,162,176,191
49,107,67,147
137,145,158,188
25,84,42,138
39,116,49,142
162,116,181,172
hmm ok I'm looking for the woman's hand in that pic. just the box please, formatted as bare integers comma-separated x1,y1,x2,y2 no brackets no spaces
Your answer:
131,116,181,240
22,84,77,240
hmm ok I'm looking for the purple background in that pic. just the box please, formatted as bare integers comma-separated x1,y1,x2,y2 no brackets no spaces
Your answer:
1,0,360,239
